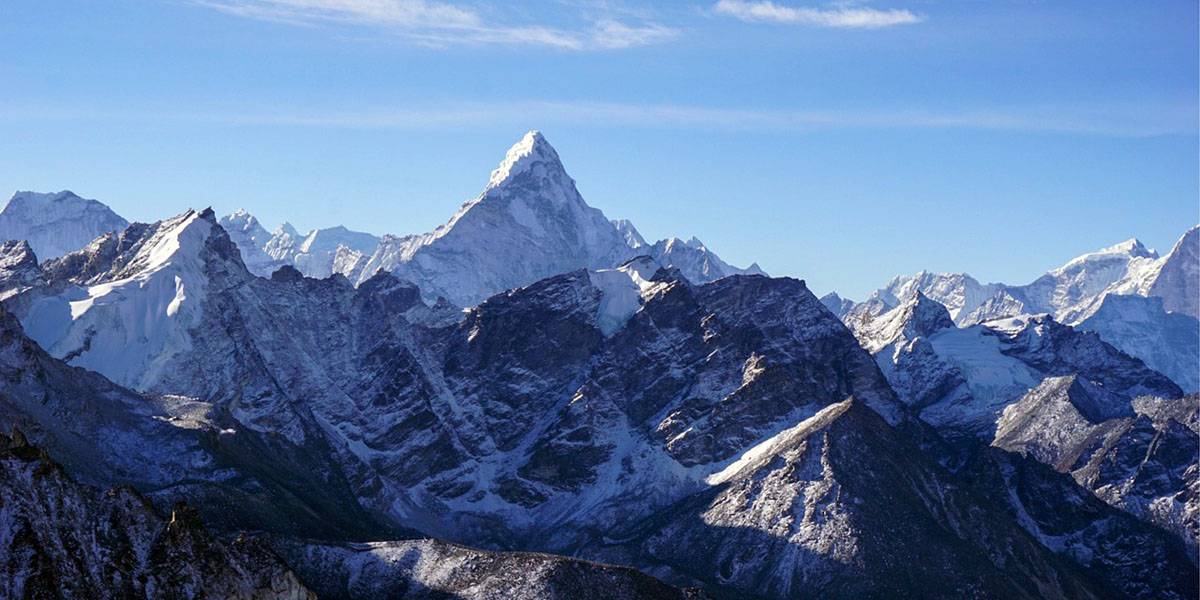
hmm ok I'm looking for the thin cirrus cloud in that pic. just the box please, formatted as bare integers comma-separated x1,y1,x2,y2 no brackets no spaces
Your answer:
8,100,1194,138
713,0,923,28
191,0,678,49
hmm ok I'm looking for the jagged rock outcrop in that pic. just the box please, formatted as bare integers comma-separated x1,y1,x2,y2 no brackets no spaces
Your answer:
273,538,705,600
0,240,42,300
597,399,1110,599
964,447,1197,599
0,432,314,599
995,379,1199,560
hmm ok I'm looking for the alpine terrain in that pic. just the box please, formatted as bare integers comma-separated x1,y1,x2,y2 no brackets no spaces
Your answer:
0,131,1194,599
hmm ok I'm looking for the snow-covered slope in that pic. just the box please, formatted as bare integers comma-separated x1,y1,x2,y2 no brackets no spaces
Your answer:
842,226,1199,395
216,132,756,300
272,225,379,279
18,209,216,390
219,208,284,275
0,191,129,260
863,271,1003,324
1150,225,1199,319
1077,294,1199,392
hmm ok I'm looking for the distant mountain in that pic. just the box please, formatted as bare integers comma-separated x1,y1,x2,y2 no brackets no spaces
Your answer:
221,131,760,304
343,130,636,305
847,291,1181,441
0,191,129,261
1077,294,1199,392
218,209,284,275
843,226,1200,394
644,236,765,285
852,227,1197,327
1149,225,1200,319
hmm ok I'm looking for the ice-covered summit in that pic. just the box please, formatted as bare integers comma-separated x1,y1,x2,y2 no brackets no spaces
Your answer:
341,130,637,304
486,130,564,190
0,190,129,260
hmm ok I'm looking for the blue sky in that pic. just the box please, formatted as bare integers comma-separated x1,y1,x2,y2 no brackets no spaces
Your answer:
1,0,1196,298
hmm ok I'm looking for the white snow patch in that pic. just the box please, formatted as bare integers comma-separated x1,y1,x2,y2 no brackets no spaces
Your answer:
587,258,667,337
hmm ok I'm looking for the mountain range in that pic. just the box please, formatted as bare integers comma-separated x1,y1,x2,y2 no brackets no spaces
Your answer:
220,131,761,307
0,131,1194,599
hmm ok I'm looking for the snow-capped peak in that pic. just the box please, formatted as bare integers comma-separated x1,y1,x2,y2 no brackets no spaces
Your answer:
612,219,647,249
0,190,129,260
661,236,706,252
219,209,265,234
1053,237,1158,274
105,208,215,284
1102,237,1154,256
486,130,564,190
19,208,225,389
852,290,954,353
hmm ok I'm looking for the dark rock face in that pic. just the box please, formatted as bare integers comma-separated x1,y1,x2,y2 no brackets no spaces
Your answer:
38,221,157,285
0,433,314,600
608,400,1105,600
995,383,1199,561
272,538,707,600
964,448,1197,600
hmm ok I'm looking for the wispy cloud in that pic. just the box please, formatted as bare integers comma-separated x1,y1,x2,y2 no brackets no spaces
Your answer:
713,0,923,29
7,100,1194,138
192,0,678,49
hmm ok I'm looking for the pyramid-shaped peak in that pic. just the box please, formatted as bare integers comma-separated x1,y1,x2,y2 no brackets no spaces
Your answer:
486,130,566,189
895,290,954,336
